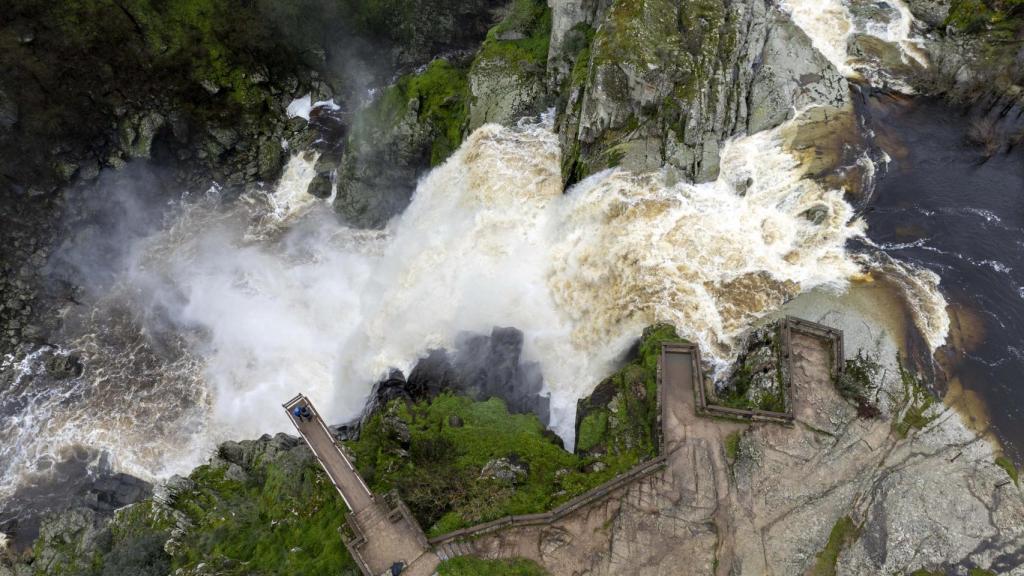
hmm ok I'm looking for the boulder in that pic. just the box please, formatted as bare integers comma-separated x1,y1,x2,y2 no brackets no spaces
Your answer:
905,0,950,29
479,457,529,484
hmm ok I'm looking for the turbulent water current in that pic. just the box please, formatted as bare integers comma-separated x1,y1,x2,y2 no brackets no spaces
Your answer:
0,109,892,500
0,0,960,503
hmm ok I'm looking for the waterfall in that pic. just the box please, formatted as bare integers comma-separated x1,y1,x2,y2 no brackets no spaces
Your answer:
0,106,949,499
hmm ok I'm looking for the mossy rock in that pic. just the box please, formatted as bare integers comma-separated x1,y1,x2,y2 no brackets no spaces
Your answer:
346,393,641,536
335,58,471,227
467,0,552,129
574,323,685,459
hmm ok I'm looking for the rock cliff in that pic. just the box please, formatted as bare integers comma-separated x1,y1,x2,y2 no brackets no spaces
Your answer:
555,0,849,184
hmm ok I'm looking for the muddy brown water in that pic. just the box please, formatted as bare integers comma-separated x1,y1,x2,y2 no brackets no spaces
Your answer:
858,93,1024,463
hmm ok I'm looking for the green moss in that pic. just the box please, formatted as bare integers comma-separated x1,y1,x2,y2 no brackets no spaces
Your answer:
348,394,611,536
835,352,882,418
404,60,471,165
166,460,354,575
809,516,859,576
724,430,742,461
576,410,610,452
995,455,1020,486
438,556,550,576
712,325,787,413
894,358,939,438
357,58,470,167
968,569,998,576
477,0,552,67
566,24,596,89
946,0,1024,38
575,324,684,460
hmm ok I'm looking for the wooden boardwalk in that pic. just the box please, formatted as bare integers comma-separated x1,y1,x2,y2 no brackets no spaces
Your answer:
284,394,439,576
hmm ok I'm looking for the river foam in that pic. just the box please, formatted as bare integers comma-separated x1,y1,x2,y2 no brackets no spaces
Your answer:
0,107,948,499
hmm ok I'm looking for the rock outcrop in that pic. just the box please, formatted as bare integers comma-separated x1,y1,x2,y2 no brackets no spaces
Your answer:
331,0,553,228
905,0,1023,103
556,0,849,185
466,0,552,130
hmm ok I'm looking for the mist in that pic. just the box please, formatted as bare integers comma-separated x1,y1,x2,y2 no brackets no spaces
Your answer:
3,109,948,499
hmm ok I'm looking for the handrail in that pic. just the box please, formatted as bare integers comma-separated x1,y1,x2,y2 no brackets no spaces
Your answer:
428,456,666,546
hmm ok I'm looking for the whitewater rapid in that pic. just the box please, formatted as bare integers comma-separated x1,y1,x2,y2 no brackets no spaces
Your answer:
0,105,950,500
780,0,928,91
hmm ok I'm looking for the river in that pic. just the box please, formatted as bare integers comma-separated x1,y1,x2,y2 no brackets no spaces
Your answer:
861,93,1024,462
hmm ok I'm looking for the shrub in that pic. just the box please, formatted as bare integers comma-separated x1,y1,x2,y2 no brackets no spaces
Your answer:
835,352,881,418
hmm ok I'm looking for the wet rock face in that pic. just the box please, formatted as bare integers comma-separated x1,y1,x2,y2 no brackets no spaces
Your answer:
0,447,151,553
557,0,849,185
449,327,551,424
352,326,551,429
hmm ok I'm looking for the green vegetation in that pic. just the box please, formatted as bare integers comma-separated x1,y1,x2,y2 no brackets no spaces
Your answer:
835,352,882,418
995,455,1020,486
341,324,675,537
969,568,998,576
946,0,1024,39
26,440,359,576
894,358,939,438
576,409,610,453
724,430,742,461
438,556,550,576
347,392,639,537
574,324,684,460
476,0,552,66
166,462,351,574
566,24,597,89
809,516,860,576
352,57,470,167
908,570,944,576
711,326,787,414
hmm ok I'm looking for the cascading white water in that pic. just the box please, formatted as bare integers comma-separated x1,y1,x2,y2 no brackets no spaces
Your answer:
780,0,928,90
0,105,951,499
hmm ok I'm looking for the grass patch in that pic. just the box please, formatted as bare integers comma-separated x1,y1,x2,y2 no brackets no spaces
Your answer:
438,556,550,576
167,461,353,574
995,456,1020,486
347,393,632,537
724,431,742,461
809,516,859,576
969,569,998,576
73,440,357,576
348,324,676,537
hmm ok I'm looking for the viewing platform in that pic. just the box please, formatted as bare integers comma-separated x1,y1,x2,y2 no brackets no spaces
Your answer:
283,394,439,576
